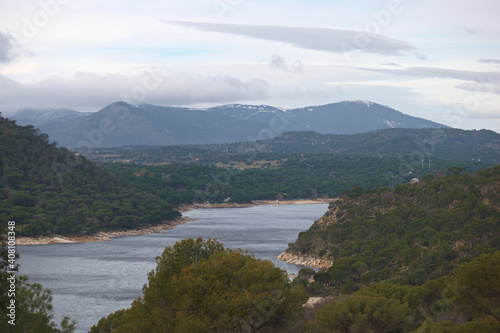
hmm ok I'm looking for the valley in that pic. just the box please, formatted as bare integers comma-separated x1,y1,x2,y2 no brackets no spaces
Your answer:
1,100,499,332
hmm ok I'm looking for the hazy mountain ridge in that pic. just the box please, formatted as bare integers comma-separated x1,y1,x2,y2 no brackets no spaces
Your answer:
12,107,85,127
9,100,448,148
35,102,268,148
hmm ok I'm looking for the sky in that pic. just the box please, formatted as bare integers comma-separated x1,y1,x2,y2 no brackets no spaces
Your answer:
0,0,499,132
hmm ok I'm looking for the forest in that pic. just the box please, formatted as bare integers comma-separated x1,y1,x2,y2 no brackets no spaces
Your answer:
103,154,488,206
285,164,500,293
0,116,180,236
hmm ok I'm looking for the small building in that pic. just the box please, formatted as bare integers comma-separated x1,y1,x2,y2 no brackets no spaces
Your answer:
410,178,419,184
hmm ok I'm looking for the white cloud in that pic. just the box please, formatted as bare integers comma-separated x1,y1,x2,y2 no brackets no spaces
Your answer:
268,55,303,74
0,71,270,113
359,66,500,84
166,20,423,58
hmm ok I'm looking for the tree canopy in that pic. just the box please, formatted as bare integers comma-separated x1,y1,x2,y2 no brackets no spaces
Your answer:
92,238,308,333
286,164,500,289
0,116,180,236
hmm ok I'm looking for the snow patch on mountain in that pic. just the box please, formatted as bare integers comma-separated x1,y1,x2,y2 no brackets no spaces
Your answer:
344,100,375,107
380,119,405,128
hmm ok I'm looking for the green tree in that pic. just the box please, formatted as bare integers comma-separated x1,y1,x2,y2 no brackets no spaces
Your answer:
104,238,308,332
313,271,331,285
90,309,126,333
298,267,316,278
351,261,368,281
328,263,351,286
415,317,500,332
316,296,411,333
445,251,500,321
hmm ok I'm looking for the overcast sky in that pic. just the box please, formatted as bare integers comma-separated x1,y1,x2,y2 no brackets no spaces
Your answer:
0,0,499,132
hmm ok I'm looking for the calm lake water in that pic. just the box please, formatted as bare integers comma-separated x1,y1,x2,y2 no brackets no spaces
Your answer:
17,203,328,333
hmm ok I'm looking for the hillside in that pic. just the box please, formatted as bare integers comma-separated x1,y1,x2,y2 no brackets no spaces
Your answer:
104,154,489,205
0,115,180,236
282,164,500,288
251,128,500,163
88,127,500,165
10,100,448,148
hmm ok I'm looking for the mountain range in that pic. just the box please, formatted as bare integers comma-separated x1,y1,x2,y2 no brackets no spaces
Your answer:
10,100,447,148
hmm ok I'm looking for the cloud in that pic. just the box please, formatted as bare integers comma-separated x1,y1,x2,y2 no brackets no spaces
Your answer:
461,25,481,35
478,59,500,65
268,55,303,73
379,62,401,67
0,31,15,63
0,71,270,113
455,82,500,96
279,86,333,100
467,111,500,120
359,66,500,84
165,20,423,58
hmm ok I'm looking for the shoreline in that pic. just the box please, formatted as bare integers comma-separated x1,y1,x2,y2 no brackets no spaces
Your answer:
16,217,195,246
277,251,334,270
17,198,333,246
178,198,332,212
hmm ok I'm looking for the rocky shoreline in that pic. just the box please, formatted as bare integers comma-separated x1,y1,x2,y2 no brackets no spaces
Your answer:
277,251,334,270
16,217,194,246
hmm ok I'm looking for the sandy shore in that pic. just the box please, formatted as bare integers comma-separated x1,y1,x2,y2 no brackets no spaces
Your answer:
178,198,332,212
17,198,332,246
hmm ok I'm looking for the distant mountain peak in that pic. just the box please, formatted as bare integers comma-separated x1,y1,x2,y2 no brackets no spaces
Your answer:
342,100,376,107
106,101,136,110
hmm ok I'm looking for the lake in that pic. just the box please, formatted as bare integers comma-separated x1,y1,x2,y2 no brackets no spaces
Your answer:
17,203,328,333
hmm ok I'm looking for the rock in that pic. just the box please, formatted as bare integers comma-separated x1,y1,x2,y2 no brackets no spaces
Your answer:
277,252,333,270
304,297,329,308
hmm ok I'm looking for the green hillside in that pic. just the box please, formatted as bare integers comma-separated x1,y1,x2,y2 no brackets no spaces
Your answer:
255,128,500,163
0,115,180,236
285,164,500,289
104,154,489,205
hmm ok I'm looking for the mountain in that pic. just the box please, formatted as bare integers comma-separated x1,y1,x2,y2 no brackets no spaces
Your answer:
207,104,287,124
209,100,446,134
286,100,446,134
15,100,448,148
0,114,180,236
11,107,85,127
37,102,268,149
